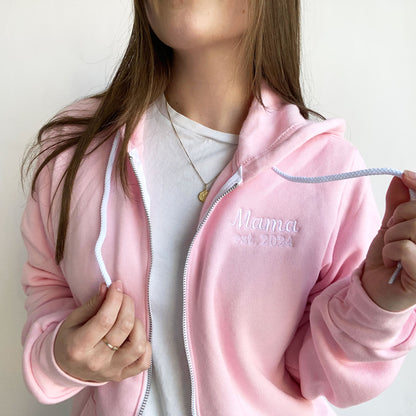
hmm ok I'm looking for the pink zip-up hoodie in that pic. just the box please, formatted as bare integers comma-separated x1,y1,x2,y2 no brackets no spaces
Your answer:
21,84,416,415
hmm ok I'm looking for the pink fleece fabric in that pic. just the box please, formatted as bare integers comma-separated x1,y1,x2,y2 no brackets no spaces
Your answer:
21,85,416,415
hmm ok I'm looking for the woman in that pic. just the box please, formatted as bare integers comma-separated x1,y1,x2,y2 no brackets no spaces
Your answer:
21,1,416,415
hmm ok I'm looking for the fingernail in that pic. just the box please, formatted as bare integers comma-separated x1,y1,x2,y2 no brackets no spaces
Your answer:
387,216,394,227
112,280,123,293
98,283,107,297
404,170,416,180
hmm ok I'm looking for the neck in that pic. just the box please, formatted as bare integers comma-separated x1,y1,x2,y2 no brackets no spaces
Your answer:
165,44,252,134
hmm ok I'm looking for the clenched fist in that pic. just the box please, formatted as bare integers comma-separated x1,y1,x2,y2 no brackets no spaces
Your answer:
363,171,416,312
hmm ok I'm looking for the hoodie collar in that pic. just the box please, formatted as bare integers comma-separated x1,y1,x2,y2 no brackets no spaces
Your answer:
125,82,346,183
233,83,346,182
234,82,305,167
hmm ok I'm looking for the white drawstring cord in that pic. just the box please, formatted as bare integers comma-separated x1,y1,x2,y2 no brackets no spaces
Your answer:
272,166,416,284
272,167,404,184
94,133,120,287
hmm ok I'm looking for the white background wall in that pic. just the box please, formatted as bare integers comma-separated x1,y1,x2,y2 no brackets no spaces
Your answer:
1,1,415,415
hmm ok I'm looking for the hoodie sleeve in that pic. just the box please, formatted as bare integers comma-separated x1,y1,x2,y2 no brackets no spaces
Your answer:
21,159,105,404
285,150,416,408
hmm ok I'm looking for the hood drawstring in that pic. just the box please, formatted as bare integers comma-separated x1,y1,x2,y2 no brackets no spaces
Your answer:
272,166,416,284
95,133,120,287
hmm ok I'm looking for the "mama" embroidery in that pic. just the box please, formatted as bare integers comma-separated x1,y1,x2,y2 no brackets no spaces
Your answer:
231,208,299,234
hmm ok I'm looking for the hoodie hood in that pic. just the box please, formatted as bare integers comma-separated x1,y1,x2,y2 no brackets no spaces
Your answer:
233,83,346,181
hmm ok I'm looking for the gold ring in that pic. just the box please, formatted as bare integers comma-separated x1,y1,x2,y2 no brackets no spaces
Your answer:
102,338,119,351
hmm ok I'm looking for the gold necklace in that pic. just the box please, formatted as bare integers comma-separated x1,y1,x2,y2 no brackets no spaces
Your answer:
165,97,220,203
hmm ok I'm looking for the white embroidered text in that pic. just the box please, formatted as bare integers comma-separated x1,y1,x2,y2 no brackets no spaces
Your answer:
231,208,299,234
235,233,293,248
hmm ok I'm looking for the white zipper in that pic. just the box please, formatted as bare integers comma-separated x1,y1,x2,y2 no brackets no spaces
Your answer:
182,167,243,416
128,149,154,416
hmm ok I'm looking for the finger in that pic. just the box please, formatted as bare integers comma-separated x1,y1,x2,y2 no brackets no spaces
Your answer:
385,201,416,228
381,176,411,229
382,240,416,271
120,342,152,380
98,294,135,349
75,280,124,347
384,219,416,245
401,170,416,192
63,283,107,328
113,319,148,368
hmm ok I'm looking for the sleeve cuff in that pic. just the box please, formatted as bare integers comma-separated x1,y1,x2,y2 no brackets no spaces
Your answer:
350,263,416,320
47,321,108,388
327,265,416,354
24,320,108,403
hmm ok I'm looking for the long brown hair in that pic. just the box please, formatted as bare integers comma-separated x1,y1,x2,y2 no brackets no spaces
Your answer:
22,0,321,264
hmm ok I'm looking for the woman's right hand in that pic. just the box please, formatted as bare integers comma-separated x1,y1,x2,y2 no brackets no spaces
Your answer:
54,280,152,383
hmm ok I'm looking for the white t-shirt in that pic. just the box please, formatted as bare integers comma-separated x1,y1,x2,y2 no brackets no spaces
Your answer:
142,95,239,415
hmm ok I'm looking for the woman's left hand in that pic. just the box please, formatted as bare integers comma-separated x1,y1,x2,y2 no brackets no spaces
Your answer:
362,170,416,312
